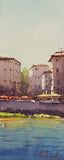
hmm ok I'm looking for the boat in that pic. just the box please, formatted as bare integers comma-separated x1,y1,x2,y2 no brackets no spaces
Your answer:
39,99,60,104
30,100,35,103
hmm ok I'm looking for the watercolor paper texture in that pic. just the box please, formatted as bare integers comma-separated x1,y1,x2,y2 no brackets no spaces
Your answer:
0,0,64,69
0,1,64,160
0,117,64,160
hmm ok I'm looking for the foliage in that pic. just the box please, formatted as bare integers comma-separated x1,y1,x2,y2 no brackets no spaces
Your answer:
20,66,29,95
0,112,28,118
32,114,60,119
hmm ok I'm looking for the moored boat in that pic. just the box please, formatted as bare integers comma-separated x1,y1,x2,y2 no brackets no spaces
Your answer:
39,99,60,104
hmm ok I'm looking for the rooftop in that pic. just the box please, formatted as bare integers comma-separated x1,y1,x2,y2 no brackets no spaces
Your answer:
48,50,64,62
43,70,52,74
0,57,21,64
55,50,64,54
29,64,48,70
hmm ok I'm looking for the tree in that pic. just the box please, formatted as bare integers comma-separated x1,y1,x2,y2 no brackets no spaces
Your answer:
20,66,29,95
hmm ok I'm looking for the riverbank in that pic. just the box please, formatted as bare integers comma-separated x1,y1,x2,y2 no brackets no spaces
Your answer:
0,112,62,121
0,100,64,117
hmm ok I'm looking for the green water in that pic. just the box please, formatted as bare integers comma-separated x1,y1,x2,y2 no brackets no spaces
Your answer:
0,117,64,160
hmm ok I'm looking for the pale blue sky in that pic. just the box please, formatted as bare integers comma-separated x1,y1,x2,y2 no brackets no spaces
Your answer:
0,0,64,69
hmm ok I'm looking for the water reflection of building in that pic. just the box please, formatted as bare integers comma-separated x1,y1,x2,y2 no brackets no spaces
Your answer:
2,122,7,129
49,50,64,94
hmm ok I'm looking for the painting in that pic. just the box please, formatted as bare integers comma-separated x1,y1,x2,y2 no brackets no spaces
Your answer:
0,0,64,160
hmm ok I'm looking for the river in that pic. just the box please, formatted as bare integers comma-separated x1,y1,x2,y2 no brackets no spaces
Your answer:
0,117,64,160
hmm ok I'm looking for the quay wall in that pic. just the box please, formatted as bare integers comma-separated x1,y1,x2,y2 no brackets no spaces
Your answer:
0,100,64,117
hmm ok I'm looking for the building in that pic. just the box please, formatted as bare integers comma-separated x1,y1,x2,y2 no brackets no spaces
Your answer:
29,64,49,95
48,50,64,94
0,57,21,95
42,70,52,94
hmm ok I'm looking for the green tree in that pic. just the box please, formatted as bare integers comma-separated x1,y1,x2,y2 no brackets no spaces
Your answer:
20,66,29,95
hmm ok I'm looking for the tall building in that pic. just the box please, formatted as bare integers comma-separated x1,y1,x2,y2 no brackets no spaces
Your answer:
49,50,64,94
29,64,49,95
0,57,21,95
42,70,52,94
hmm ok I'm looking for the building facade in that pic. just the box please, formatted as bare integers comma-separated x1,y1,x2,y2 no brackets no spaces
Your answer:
49,50,64,95
29,64,49,95
42,70,52,94
0,57,21,95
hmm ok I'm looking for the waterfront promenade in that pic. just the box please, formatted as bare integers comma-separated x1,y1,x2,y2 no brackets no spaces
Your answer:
0,100,64,117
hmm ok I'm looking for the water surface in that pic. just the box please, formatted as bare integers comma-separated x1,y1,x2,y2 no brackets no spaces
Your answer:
0,117,64,160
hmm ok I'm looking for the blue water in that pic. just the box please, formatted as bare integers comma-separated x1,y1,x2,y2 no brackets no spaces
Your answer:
0,118,64,160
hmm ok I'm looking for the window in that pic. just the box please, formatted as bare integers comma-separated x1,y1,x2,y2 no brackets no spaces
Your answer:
60,88,62,93
46,75,47,78
3,85,6,89
35,68,39,70
35,85,37,88
4,80,6,82
38,76,39,79
18,73,19,78
4,60,6,63
10,80,11,86
50,79,52,82
56,68,59,72
57,88,59,93
10,68,12,75
63,88,64,93
57,80,60,84
10,68,12,72
4,68,7,71
38,85,40,88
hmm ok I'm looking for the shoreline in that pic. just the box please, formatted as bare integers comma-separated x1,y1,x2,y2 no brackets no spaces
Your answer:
0,100,64,118
0,112,63,120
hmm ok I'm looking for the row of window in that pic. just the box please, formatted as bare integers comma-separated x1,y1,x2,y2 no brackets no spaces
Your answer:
45,85,48,88
35,85,49,89
35,75,48,79
35,85,40,88
35,76,39,79
57,88,64,94
4,69,20,77
35,68,39,71
55,58,64,62
4,60,20,66
4,79,19,83
4,80,12,83
4,68,20,72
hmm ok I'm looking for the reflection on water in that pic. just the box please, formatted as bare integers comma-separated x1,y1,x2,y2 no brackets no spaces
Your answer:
2,122,7,129
0,118,64,160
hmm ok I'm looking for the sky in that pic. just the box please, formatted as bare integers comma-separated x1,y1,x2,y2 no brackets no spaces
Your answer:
0,0,64,70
